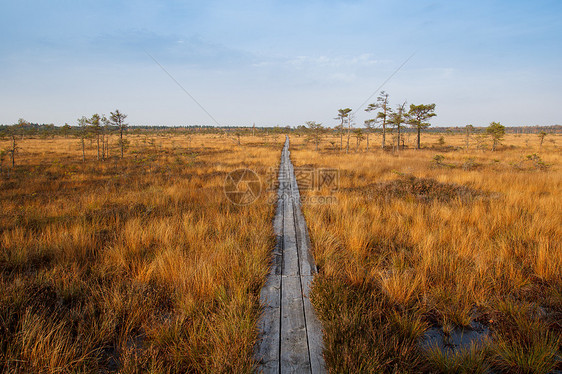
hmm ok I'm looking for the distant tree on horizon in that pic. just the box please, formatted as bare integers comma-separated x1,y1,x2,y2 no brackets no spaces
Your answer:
365,91,392,150
353,128,364,152
109,109,128,158
77,116,89,162
306,121,324,151
88,114,102,160
101,116,111,160
486,121,505,151
61,123,72,138
364,118,377,151
335,108,352,152
345,113,355,153
389,102,407,151
465,124,474,150
7,119,28,167
538,131,547,150
407,103,436,149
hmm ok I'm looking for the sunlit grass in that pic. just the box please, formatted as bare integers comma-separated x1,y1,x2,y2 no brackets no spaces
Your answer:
293,132,562,372
0,133,283,372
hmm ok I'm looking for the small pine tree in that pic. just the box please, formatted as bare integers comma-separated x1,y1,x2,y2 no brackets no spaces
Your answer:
306,121,324,151
335,108,352,152
407,103,436,149
486,122,505,151
109,109,128,158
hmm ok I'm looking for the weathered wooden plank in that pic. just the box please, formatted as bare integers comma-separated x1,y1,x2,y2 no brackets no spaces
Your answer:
256,274,281,373
280,275,310,373
257,136,326,374
271,199,284,276
293,205,316,276
283,198,299,276
255,139,286,372
301,275,325,374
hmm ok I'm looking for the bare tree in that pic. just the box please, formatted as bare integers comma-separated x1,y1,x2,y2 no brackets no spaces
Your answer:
8,119,27,167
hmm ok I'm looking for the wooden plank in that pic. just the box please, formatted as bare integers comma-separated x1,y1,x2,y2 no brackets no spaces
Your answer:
283,198,299,276
256,274,281,373
301,275,325,374
280,275,311,373
256,139,286,372
257,135,326,374
271,198,284,276
293,205,316,276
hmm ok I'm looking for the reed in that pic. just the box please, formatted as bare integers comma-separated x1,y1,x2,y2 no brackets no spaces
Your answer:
293,132,562,372
0,133,282,372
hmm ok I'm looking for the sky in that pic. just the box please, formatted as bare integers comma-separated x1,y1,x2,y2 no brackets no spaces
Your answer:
1,0,561,127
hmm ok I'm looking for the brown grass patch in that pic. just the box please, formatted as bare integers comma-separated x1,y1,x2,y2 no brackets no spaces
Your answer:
0,133,283,372
345,174,491,204
292,133,562,373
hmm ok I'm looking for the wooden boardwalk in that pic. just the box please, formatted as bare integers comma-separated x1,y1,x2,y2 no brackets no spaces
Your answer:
256,137,326,374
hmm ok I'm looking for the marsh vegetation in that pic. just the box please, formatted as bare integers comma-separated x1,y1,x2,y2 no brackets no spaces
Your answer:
292,132,561,373
0,133,282,372
0,126,560,373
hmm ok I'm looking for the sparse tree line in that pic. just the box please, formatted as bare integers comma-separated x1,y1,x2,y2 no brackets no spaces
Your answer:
303,91,437,152
76,110,129,162
0,103,558,172
0,115,289,170
0,110,128,168
298,91,556,152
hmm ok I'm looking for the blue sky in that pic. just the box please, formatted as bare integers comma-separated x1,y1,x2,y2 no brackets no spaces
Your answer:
1,0,561,127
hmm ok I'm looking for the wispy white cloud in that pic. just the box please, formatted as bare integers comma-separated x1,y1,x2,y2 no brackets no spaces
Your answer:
1,0,561,126
253,53,381,69
250,53,386,85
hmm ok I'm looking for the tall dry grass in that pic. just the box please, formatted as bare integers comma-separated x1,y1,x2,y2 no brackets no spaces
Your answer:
292,132,562,373
0,133,283,373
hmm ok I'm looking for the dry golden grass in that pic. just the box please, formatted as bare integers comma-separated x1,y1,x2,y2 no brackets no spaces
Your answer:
0,133,283,373
292,132,562,373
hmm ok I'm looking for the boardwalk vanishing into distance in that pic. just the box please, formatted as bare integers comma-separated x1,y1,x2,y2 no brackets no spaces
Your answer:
256,136,326,374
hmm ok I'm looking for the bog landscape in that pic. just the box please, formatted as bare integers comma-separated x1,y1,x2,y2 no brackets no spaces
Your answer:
2,1,562,373
0,115,560,373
